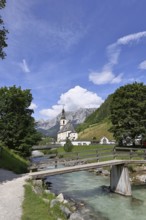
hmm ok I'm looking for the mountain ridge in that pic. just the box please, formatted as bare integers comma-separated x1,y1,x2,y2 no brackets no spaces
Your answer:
36,108,96,137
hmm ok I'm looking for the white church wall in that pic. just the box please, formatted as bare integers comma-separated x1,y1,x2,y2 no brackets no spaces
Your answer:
59,140,91,146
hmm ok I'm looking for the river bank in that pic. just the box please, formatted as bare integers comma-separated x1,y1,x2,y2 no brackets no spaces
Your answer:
32,178,101,220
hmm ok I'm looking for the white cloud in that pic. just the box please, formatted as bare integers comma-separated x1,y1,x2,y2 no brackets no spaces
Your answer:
89,68,123,85
39,86,104,119
40,105,62,119
107,44,121,65
117,31,146,45
19,59,30,73
29,102,38,110
89,31,146,85
138,60,146,70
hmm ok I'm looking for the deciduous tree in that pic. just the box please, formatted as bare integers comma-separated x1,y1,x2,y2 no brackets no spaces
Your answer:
110,82,146,145
0,86,41,156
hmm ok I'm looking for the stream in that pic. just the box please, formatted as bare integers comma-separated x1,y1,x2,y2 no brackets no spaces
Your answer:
45,170,146,220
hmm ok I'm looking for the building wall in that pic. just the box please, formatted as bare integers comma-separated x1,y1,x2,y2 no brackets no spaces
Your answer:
57,131,78,142
69,132,78,140
60,119,67,130
57,131,68,142
59,140,91,146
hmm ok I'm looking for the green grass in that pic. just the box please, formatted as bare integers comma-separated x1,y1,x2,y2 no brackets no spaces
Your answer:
57,144,114,154
22,184,67,220
0,146,28,174
78,121,113,141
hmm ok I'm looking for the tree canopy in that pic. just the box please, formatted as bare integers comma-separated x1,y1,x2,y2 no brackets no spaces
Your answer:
0,86,41,156
110,82,146,145
0,0,8,59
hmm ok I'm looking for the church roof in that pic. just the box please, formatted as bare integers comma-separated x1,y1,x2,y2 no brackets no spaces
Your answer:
58,121,76,133
61,108,66,119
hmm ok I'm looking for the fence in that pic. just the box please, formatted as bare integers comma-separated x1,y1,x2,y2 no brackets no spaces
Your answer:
30,146,146,171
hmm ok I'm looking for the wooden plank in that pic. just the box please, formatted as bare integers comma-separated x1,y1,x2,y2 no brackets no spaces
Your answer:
29,160,128,179
29,159,146,179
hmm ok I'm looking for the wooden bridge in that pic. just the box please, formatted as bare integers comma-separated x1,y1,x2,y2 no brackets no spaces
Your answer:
29,147,146,196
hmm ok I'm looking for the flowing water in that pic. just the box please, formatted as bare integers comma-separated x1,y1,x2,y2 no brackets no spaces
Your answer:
46,170,146,220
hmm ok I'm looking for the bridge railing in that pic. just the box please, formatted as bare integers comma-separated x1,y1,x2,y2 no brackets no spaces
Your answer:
30,147,146,171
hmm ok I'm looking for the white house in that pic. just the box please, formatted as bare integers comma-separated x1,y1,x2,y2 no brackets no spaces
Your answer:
100,136,110,144
57,108,78,142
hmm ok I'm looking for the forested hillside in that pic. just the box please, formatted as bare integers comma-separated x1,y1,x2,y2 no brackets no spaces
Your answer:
76,94,113,133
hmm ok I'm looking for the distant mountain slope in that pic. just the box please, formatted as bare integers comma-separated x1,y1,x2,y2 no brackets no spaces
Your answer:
76,94,114,141
78,120,113,141
36,108,96,137
76,94,113,133
86,94,113,124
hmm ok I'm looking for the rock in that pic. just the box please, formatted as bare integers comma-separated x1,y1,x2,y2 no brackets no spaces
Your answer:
80,207,91,215
42,198,50,204
44,189,51,194
79,202,84,207
56,193,64,202
69,212,84,220
60,205,71,218
63,199,68,204
94,168,103,174
33,179,43,187
50,199,59,208
136,174,146,183
102,170,110,176
71,206,77,212
45,181,52,188
101,185,110,193
31,150,44,157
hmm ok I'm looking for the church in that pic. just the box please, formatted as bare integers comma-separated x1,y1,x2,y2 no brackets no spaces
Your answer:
57,108,78,142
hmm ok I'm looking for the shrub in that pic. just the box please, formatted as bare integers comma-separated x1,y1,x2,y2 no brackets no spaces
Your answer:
63,138,74,152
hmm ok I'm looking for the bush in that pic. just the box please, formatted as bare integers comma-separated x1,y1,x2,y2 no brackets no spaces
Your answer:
63,138,74,152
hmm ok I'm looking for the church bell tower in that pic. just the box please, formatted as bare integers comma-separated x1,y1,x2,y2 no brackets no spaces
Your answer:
60,108,67,130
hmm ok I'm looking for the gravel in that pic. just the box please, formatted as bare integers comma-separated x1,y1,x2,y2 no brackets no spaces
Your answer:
0,169,29,220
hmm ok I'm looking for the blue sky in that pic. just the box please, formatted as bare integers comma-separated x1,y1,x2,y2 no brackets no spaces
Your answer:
1,0,146,120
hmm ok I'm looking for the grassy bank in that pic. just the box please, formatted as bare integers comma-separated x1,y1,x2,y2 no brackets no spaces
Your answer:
22,183,67,220
78,121,113,141
0,146,28,174
57,144,114,154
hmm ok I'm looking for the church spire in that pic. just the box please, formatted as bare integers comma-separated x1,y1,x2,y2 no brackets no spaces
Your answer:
60,107,67,130
61,108,66,119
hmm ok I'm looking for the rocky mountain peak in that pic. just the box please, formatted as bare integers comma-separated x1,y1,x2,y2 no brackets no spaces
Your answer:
36,108,96,134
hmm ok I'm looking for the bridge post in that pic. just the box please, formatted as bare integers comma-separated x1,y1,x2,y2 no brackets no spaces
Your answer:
110,164,131,196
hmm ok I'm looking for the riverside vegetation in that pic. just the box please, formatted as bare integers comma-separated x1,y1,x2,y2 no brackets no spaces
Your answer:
0,145,28,174
22,181,68,220
22,178,90,220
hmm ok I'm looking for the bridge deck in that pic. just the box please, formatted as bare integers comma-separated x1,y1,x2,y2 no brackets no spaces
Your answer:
29,159,146,179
